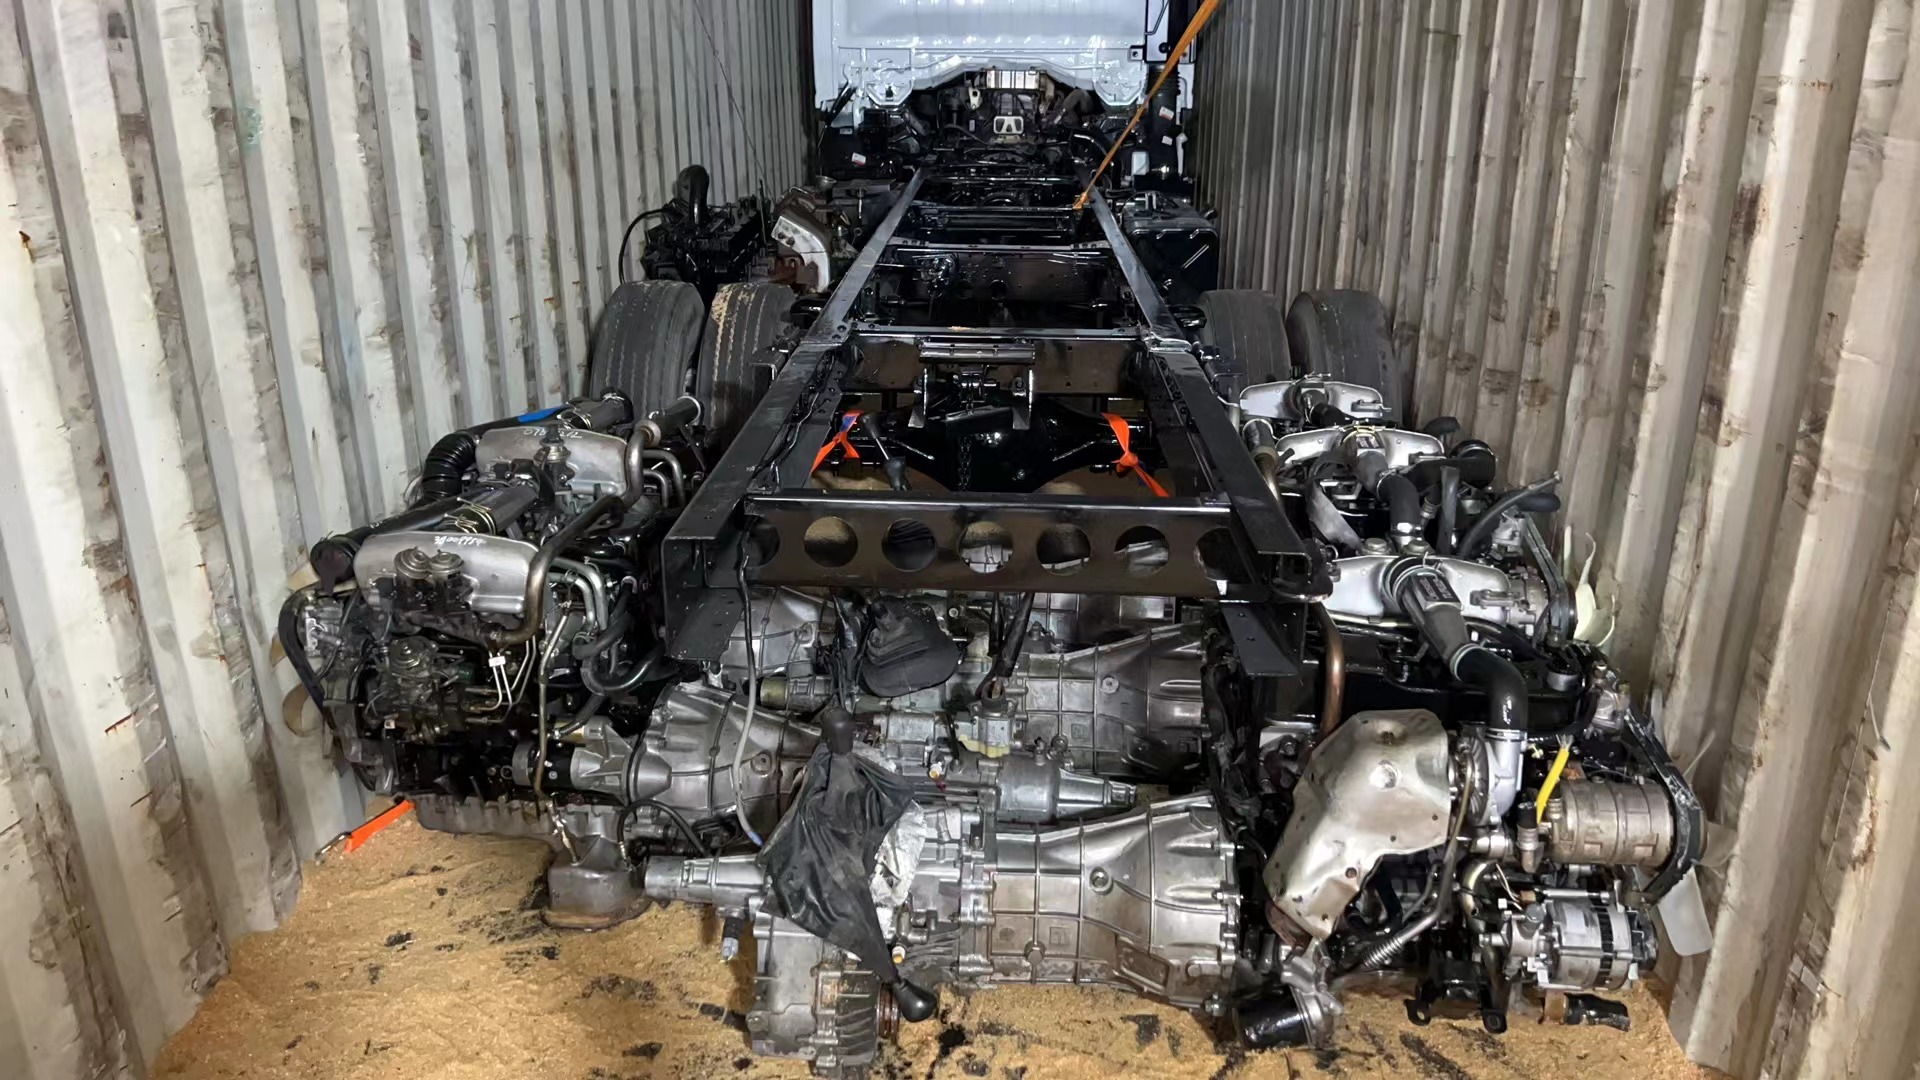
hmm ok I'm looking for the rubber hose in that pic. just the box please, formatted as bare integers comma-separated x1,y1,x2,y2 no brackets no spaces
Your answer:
1408,449,1496,491
1456,474,1561,559
1389,560,1529,735
1465,618,1545,662
1379,472,1422,543
1308,402,1353,428
571,607,632,662
1044,87,1094,128
1454,647,1528,734
616,208,668,285
418,430,479,503
417,410,553,506
582,644,657,696
616,798,709,858
555,692,606,737
277,589,330,711
675,165,710,226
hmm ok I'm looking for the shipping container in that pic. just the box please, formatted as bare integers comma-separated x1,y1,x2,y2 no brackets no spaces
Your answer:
2,2,1913,1077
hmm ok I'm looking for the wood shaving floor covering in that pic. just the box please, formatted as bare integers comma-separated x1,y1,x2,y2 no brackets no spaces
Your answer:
155,816,1720,1080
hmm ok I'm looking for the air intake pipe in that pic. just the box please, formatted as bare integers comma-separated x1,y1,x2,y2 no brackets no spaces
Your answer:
1385,558,1527,825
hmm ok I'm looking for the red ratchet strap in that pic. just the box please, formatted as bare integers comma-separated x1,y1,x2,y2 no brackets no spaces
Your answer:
1102,413,1169,498
810,409,864,473
319,798,414,859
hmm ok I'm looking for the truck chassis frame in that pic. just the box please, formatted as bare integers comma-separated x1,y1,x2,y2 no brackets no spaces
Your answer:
662,168,1324,665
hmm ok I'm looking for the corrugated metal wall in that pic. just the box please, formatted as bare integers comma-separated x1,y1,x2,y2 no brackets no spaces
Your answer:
0,1,808,1076
1194,2,1920,1077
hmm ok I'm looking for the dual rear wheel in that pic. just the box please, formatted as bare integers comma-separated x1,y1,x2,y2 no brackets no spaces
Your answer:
588,279,797,454
1196,287,1406,422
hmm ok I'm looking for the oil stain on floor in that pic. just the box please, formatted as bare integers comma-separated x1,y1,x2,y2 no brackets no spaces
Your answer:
155,816,1718,1079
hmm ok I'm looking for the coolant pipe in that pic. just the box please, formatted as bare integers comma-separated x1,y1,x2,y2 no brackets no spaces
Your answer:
549,558,608,630
642,449,686,505
624,432,648,492
486,494,627,649
572,607,631,663
555,692,606,737
583,645,660,696
1313,603,1345,738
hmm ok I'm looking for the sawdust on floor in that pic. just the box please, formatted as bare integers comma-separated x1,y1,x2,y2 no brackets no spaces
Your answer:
155,814,1718,1080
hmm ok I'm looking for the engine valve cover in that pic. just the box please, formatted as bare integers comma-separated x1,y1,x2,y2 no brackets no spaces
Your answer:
473,425,630,496
353,532,539,615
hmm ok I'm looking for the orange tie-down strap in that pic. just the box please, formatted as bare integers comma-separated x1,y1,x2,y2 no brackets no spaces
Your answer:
319,798,414,859
1103,413,1169,497
810,409,864,473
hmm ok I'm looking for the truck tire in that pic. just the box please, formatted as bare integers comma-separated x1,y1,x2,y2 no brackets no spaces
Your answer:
697,281,798,452
1196,289,1293,394
588,280,706,413
1286,290,1406,422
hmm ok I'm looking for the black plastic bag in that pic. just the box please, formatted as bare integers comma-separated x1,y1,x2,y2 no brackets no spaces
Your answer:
758,743,915,984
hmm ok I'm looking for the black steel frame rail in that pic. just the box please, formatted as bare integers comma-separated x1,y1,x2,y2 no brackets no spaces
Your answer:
661,169,1323,663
